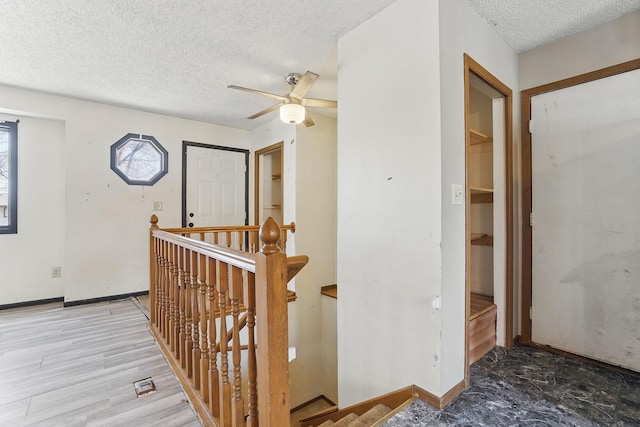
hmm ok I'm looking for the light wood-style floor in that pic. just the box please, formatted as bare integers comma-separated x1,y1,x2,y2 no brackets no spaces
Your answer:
0,299,202,426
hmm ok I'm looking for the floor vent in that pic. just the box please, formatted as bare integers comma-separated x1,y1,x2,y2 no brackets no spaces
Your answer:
133,377,156,397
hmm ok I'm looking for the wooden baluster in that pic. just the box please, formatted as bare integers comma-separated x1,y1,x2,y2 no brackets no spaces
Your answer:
157,239,164,335
191,250,201,388
208,258,220,418
198,253,209,402
158,240,169,342
249,231,257,254
218,262,232,427
149,215,159,327
163,240,171,340
236,231,242,251
168,242,177,351
213,232,219,246
230,265,245,425
184,248,194,376
226,231,232,248
178,246,187,366
173,245,182,360
245,271,258,427
160,240,169,338
256,217,290,427
280,228,288,253
155,238,163,330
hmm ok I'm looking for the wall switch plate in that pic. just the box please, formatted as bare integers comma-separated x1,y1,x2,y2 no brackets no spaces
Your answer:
452,184,464,205
152,201,163,211
51,267,62,278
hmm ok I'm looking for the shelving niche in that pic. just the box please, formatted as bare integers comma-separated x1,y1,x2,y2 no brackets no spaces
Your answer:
256,143,283,225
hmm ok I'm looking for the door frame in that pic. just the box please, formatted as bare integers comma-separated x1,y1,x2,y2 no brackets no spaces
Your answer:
464,54,514,382
181,141,249,228
254,141,284,226
520,58,640,345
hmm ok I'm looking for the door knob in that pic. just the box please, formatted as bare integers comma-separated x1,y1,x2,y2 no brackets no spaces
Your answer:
189,212,194,217
188,222,194,227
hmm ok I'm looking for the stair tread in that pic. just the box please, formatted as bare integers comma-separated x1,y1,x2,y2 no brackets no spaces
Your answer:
348,404,392,426
331,413,359,426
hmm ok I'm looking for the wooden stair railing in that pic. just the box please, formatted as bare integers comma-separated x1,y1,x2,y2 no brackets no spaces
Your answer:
149,215,306,426
161,222,296,254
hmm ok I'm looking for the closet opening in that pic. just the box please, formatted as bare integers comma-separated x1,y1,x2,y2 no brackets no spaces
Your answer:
463,54,514,384
255,142,284,225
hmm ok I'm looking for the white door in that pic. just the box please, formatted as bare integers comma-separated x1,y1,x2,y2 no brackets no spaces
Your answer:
186,145,247,227
530,68,640,371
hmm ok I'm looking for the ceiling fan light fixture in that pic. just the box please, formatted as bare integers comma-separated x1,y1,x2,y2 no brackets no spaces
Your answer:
280,103,305,124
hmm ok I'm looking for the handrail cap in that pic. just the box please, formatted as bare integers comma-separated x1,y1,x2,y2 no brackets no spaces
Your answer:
260,217,281,254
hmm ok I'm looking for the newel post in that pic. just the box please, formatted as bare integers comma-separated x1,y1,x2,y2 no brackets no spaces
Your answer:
149,215,159,325
255,217,290,426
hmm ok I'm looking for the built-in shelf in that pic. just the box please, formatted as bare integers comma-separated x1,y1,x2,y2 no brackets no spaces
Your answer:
470,186,494,204
470,129,493,145
321,284,338,299
470,233,493,246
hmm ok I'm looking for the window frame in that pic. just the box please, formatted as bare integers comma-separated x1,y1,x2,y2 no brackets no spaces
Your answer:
110,133,168,186
0,120,18,234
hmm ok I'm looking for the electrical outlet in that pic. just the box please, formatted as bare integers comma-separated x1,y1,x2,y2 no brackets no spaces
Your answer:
452,184,464,205
51,267,62,278
152,201,163,211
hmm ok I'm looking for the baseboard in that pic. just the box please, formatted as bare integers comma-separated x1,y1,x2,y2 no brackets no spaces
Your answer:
300,386,414,427
300,381,467,426
63,291,149,307
0,296,64,311
438,380,466,408
528,342,640,380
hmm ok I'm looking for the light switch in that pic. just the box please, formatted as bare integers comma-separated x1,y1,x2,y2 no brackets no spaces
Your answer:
152,201,163,211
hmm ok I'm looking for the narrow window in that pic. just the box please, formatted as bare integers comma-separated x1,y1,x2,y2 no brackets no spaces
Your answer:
0,120,17,234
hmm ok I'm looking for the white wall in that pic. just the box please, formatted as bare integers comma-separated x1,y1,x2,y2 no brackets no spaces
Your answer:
250,114,337,407
0,84,250,304
337,0,443,405
438,0,519,393
295,114,338,404
519,10,640,90
321,295,338,403
0,114,65,305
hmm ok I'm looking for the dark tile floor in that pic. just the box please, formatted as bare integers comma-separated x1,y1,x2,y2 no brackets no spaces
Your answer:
383,345,640,426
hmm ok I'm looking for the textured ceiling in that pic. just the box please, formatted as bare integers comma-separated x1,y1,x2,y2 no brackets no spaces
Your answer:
467,0,640,53
0,1,638,129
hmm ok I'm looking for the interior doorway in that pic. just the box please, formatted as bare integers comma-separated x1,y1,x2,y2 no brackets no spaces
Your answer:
254,142,284,225
182,141,249,228
463,54,514,380
521,59,640,372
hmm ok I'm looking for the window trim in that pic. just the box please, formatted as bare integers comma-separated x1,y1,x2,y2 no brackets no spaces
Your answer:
0,120,18,234
110,133,168,186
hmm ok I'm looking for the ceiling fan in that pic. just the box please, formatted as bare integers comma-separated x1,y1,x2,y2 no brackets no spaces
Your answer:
228,71,337,127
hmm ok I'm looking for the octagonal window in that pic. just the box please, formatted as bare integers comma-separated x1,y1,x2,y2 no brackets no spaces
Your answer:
110,133,168,185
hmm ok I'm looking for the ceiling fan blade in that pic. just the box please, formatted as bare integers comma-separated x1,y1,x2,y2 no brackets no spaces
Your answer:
248,103,282,119
289,71,318,101
228,85,287,101
303,109,315,127
302,98,337,108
